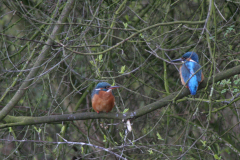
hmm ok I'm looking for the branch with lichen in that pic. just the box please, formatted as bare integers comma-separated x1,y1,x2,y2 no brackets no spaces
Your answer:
1,64,240,128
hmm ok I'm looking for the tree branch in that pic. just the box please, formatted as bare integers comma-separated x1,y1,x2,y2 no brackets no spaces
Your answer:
0,0,75,121
1,64,240,128
66,20,205,55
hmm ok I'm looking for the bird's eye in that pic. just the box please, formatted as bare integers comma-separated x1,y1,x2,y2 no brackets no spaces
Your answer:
182,57,186,60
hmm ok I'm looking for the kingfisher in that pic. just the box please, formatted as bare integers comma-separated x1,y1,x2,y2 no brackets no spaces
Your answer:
91,82,120,113
171,52,204,95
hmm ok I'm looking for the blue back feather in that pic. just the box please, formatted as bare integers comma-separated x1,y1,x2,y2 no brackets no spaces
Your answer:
181,61,202,95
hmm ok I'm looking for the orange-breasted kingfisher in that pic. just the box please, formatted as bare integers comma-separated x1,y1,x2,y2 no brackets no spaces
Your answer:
171,52,204,95
91,82,120,113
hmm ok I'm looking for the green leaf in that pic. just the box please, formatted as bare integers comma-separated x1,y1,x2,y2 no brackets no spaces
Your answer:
119,132,123,139
209,36,215,40
34,126,42,133
103,135,107,142
233,89,239,93
81,146,84,153
89,60,94,66
9,127,13,132
123,22,128,29
98,54,103,61
148,149,153,154
124,15,129,21
234,80,238,85
157,132,164,140
139,33,144,38
60,125,65,133
34,126,38,132
123,108,129,113
221,89,227,94
119,65,126,74
224,30,230,37
214,154,220,160
19,99,24,104
200,140,207,147
226,79,231,85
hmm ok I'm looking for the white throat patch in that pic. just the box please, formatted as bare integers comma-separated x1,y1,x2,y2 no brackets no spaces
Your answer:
107,89,112,92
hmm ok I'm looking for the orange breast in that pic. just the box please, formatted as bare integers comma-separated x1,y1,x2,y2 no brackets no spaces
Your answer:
179,66,186,86
201,72,204,82
92,91,115,113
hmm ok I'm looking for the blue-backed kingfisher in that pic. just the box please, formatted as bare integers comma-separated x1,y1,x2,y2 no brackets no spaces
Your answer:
91,82,120,113
171,52,204,95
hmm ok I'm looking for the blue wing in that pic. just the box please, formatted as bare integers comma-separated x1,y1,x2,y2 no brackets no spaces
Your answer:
194,63,202,83
181,62,202,83
180,64,191,84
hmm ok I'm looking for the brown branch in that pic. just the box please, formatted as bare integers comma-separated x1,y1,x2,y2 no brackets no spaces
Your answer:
66,20,205,55
0,0,75,121
1,65,240,128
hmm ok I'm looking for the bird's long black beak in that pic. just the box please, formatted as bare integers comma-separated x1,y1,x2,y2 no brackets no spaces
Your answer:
171,58,183,62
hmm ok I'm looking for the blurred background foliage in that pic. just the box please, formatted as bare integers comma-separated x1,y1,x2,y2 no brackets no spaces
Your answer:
0,0,240,159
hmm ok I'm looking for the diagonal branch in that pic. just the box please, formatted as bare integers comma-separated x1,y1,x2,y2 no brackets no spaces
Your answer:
1,64,240,128
66,20,205,55
0,0,75,121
